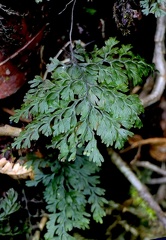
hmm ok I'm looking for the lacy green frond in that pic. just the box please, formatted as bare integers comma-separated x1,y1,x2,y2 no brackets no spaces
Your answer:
140,0,166,17
0,188,20,219
25,151,107,239
11,37,153,165
0,189,23,236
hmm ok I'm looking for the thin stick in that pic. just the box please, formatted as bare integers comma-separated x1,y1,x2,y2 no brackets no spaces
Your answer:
38,215,48,231
147,177,166,185
108,148,166,228
2,107,31,123
0,26,45,67
0,125,21,137
0,4,20,16
120,137,166,153
58,0,74,15
140,14,166,107
32,215,48,240
133,161,166,176
43,41,71,80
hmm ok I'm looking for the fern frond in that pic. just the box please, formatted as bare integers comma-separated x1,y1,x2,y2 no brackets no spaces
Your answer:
11,38,153,165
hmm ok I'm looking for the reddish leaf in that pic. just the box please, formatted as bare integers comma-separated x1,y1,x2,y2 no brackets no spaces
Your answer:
0,23,45,99
0,52,26,98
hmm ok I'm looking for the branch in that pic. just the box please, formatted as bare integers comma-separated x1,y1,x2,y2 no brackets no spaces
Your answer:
0,125,21,137
134,161,166,176
108,148,166,228
58,0,74,15
2,107,31,123
147,177,166,185
0,4,20,16
0,26,46,67
120,137,166,153
140,15,166,107
43,41,71,80
32,215,48,240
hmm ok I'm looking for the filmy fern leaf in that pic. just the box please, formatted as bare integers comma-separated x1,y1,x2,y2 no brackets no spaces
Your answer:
0,189,23,236
26,150,107,239
140,0,166,17
11,37,153,165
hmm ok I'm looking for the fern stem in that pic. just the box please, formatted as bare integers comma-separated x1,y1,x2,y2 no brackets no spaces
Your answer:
69,0,77,61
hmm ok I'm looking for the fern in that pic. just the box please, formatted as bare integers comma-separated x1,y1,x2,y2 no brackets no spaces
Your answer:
10,37,153,239
0,188,20,219
0,188,23,236
140,0,166,17
11,38,153,166
26,149,107,239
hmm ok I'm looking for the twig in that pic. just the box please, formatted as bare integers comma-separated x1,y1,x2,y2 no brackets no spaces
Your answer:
108,148,166,228
147,177,166,185
0,26,45,67
140,14,166,107
22,187,33,238
55,41,71,60
58,0,74,15
130,145,141,164
32,231,40,240
43,41,71,80
99,19,105,39
120,137,166,153
2,107,31,123
38,215,48,231
0,125,21,137
32,215,48,240
133,161,166,176
0,4,20,16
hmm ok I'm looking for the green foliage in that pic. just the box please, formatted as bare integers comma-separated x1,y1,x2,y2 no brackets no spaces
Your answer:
0,188,23,236
26,150,107,239
84,8,97,15
10,37,153,239
0,188,20,220
0,188,20,219
11,38,152,166
140,0,166,17
129,186,156,220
